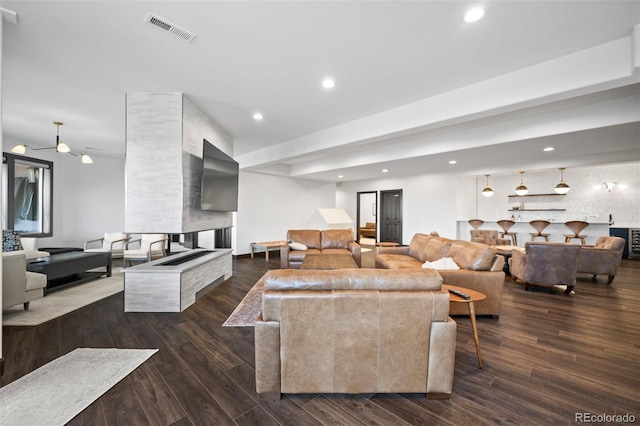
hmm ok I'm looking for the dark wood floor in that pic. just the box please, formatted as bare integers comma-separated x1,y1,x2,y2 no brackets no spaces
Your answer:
2,253,639,425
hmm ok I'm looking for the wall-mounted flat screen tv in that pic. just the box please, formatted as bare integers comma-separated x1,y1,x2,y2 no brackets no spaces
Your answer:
201,140,239,212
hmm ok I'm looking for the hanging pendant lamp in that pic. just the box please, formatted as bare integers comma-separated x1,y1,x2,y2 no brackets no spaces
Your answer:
10,121,93,164
481,174,494,197
515,171,528,196
554,167,570,194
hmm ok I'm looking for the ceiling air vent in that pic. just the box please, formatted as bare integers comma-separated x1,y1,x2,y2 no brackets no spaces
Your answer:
144,13,196,43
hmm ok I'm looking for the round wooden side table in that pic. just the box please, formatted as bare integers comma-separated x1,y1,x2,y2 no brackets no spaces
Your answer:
442,284,487,368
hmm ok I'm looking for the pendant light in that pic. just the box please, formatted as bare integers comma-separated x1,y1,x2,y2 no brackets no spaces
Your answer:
515,171,528,196
481,174,494,197
10,121,93,164
554,167,570,194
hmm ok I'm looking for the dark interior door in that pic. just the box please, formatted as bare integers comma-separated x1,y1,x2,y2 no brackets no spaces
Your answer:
380,189,403,244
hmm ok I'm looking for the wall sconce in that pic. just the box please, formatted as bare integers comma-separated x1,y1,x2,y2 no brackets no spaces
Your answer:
481,174,494,197
603,182,617,192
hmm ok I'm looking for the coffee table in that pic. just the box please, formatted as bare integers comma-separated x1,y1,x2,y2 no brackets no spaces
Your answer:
250,240,287,262
443,284,487,368
300,254,358,269
27,251,112,293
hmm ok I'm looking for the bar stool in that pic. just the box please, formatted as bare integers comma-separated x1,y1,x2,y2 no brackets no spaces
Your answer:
529,220,550,241
468,219,484,240
564,221,589,244
468,219,484,229
497,219,517,246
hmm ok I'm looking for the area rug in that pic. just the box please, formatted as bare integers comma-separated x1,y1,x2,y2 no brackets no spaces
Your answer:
0,347,157,426
223,280,263,327
2,270,124,326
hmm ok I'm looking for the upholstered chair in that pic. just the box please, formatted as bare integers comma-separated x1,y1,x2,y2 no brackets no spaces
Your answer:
510,242,581,294
123,234,168,265
84,232,130,263
470,230,510,246
576,236,625,284
2,252,47,310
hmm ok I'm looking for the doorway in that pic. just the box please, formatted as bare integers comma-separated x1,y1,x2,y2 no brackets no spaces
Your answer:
379,189,403,244
356,191,377,243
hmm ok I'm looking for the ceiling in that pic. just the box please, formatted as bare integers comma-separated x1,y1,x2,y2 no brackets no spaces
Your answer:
1,1,639,182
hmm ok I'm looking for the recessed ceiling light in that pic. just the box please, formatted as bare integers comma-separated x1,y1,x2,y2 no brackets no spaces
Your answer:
382,169,388,173
322,78,336,89
543,147,555,152
252,112,263,121
449,160,457,165
338,175,343,178
464,7,485,22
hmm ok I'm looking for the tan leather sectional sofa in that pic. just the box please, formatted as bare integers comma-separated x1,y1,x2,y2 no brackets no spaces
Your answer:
280,229,361,268
376,233,505,317
254,268,456,399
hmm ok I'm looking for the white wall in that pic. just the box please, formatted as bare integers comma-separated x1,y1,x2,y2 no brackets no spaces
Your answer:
4,135,125,248
235,171,337,255
336,173,458,243
469,162,640,227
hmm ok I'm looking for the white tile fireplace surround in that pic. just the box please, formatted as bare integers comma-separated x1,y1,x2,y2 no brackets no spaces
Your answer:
123,249,232,312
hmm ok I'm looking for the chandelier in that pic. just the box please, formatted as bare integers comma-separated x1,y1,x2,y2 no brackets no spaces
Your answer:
11,121,93,164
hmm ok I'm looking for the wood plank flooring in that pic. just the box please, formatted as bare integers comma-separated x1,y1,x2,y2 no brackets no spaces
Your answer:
2,253,639,425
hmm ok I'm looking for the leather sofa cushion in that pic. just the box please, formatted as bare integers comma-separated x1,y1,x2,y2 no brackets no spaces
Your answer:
287,230,321,249
264,268,442,291
408,234,452,262
320,229,354,249
288,248,321,262
446,240,496,271
376,254,424,269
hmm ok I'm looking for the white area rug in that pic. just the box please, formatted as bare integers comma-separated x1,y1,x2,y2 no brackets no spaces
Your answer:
0,347,157,426
2,270,124,326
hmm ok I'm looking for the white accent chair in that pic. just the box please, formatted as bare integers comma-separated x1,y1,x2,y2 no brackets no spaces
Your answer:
84,232,129,268
2,252,47,310
123,234,169,266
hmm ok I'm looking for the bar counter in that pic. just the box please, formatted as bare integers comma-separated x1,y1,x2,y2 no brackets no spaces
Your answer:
456,221,611,247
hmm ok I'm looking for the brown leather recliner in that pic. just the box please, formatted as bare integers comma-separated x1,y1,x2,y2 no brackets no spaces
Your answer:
254,268,457,399
576,236,625,284
510,242,581,294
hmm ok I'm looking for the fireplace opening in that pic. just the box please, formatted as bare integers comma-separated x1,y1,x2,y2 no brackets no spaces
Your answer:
156,250,215,266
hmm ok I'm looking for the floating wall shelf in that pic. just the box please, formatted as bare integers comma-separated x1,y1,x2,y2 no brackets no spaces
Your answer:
508,193,566,198
508,208,566,212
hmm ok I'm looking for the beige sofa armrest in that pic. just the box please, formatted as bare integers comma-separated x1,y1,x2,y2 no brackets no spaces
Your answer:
349,241,362,267
427,318,457,397
280,245,291,268
375,246,409,256
255,314,281,396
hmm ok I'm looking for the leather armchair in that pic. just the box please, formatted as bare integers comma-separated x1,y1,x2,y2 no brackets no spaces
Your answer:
510,242,581,294
255,268,456,399
576,236,625,284
2,252,47,310
470,230,511,246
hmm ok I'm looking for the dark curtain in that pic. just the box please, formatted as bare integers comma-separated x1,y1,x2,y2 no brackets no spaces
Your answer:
14,177,35,220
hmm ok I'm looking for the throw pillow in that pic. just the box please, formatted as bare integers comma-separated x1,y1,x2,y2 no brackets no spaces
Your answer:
2,230,23,252
289,242,308,251
422,257,460,270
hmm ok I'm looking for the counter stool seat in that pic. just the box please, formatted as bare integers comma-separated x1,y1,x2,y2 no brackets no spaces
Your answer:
564,221,589,245
497,219,518,246
529,220,551,242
